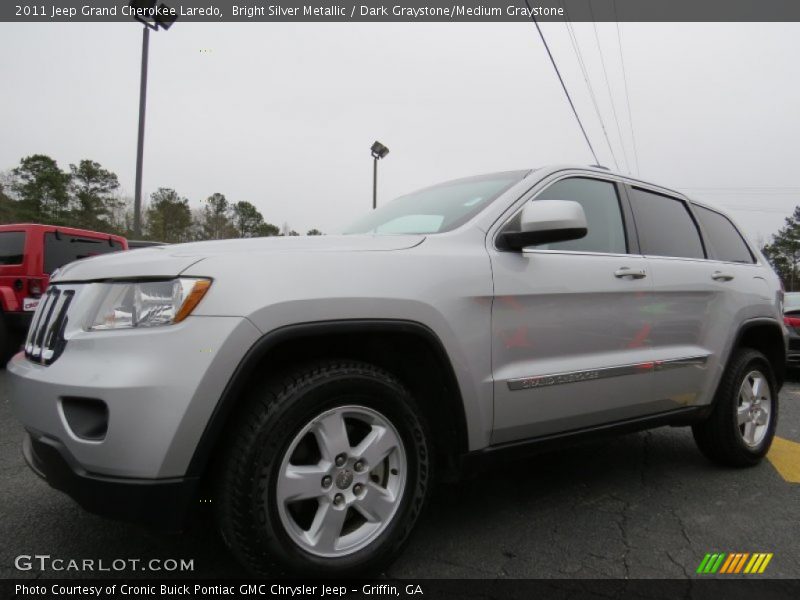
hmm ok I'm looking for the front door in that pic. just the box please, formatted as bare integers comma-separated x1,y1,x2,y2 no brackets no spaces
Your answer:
490,175,661,444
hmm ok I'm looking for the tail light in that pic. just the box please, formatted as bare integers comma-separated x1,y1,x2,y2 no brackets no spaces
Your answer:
784,316,800,328
28,278,43,298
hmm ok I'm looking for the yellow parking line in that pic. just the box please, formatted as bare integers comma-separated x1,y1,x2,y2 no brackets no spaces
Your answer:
767,437,800,483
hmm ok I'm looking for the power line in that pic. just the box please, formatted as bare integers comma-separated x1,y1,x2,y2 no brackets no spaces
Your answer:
714,207,794,214
613,0,640,176
589,4,629,174
680,187,800,191
524,1,599,165
556,0,617,170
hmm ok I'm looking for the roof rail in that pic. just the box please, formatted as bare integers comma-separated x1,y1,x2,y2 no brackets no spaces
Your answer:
589,164,610,171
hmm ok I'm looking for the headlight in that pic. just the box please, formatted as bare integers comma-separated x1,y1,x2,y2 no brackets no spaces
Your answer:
87,278,211,331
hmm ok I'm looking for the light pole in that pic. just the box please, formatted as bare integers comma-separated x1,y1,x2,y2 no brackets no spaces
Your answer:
129,1,177,237
370,141,389,209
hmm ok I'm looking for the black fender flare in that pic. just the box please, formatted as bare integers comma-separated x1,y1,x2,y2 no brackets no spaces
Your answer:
727,316,786,388
186,319,468,478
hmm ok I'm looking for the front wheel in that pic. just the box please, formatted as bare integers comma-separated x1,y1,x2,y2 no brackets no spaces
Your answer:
215,361,431,576
692,348,778,467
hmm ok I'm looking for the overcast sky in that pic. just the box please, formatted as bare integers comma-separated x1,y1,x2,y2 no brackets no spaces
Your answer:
1,21,799,241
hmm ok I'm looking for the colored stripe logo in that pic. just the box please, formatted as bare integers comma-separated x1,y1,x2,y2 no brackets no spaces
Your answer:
696,553,773,574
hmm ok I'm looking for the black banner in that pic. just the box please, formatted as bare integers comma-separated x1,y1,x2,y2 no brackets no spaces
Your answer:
3,0,800,23
4,579,800,600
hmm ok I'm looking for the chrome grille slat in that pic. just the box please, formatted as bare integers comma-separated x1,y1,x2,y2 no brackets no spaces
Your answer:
34,288,60,351
25,289,55,352
24,286,75,365
41,291,67,350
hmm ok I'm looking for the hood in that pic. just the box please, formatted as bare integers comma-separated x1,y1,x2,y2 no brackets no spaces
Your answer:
52,234,425,282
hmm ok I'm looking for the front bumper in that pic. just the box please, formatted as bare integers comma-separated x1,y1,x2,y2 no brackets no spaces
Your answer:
23,429,197,530
8,315,261,479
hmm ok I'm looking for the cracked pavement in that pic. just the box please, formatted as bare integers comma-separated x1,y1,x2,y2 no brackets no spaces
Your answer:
1,369,798,579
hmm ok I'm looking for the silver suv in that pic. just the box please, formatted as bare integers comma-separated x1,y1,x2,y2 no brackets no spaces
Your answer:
8,166,786,575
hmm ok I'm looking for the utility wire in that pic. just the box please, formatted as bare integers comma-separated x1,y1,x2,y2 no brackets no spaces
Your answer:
525,0,600,165
681,187,800,191
589,3,629,173
613,0,640,175
556,0,618,170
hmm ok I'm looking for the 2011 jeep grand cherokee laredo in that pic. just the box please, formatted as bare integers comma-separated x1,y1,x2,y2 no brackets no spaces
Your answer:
8,166,786,575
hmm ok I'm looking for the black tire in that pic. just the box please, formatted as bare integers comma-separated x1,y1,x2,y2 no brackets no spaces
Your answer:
214,360,431,576
0,312,22,368
692,348,779,467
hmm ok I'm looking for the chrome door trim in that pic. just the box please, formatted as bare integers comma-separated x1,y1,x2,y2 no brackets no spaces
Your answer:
507,355,709,391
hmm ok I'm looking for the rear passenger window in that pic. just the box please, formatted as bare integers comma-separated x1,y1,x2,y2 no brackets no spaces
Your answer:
44,233,123,274
530,177,627,254
629,188,705,259
693,205,755,264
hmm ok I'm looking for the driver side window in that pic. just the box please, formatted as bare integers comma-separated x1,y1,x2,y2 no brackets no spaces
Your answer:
510,177,628,254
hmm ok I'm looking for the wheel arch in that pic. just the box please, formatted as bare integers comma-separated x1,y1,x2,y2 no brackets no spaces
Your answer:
730,318,786,389
187,319,469,481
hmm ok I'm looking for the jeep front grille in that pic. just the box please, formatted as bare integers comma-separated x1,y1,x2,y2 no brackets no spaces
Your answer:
25,286,75,365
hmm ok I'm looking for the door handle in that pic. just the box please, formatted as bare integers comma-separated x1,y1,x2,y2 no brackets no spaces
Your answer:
614,267,647,279
712,271,735,282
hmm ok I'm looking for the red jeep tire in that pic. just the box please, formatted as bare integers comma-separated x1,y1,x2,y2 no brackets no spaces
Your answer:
0,311,23,367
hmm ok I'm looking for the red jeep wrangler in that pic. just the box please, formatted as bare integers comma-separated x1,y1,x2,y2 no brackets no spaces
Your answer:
0,224,128,364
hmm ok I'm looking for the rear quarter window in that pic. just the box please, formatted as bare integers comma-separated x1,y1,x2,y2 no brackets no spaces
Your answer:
693,205,755,264
0,231,25,265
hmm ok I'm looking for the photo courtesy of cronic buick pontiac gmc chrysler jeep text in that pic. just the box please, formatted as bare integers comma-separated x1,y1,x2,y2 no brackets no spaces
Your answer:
8,166,786,575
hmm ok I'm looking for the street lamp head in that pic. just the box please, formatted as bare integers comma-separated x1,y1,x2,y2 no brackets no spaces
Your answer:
155,5,178,29
129,0,177,31
371,141,390,160
129,0,157,29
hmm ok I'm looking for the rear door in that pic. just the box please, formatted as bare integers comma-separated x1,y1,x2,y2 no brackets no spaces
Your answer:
489,174,659,444
689,203,774,386
626,187,730,407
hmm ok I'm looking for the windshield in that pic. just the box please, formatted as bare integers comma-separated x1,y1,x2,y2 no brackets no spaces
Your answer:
0,231,25,265
343,171,528,235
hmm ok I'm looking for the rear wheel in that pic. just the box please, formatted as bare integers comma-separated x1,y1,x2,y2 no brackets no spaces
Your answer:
215,360,431,576
692,348,778,467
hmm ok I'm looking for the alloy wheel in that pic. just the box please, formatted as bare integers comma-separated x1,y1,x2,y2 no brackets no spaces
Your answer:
737,370,772,448
275,405,407,558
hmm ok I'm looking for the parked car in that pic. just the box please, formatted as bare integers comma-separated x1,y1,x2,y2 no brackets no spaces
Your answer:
7,166,786,575
0,224,127,364
783,292,800,365
127,240,167,249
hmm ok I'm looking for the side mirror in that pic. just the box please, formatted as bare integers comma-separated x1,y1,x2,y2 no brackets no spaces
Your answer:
500,200,588,251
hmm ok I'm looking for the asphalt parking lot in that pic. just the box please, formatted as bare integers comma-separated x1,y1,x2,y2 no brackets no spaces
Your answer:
1,368,798,580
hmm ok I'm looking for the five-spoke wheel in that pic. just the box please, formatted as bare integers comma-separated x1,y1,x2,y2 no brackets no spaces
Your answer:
276,405,406,557
693,348,778,467
736,370,772,448
215,361,430,576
